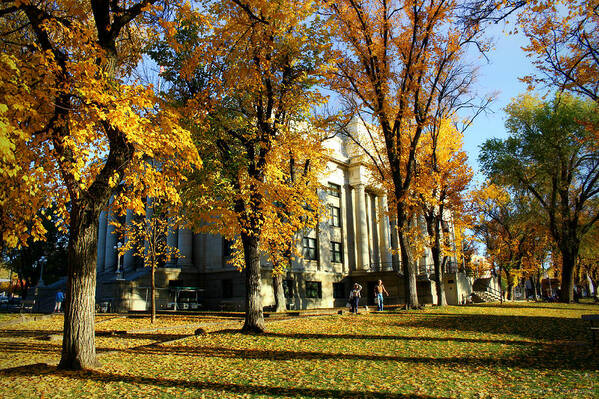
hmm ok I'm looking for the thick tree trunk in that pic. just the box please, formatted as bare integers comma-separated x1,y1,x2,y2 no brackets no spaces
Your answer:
559,241,579,303
273,273,286,313
427,215,447,307
505,269,514,300
58,206,100,370
396,205,418,308
589,277,597,300
241,233,265,332
530,275,538,301
399,232,419,308
432,250,447,307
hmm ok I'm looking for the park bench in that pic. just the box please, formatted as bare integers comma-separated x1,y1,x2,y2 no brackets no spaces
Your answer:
20,299,35,313
581,314,599,349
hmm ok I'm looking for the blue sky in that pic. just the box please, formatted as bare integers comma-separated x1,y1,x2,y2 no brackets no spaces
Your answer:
463,23,536,183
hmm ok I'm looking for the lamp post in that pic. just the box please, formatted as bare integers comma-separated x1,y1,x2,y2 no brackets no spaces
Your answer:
115,243,124,280
36,256,46,287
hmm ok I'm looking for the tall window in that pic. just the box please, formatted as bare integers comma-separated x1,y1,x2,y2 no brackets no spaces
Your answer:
305,281,322,298
327,182,341,197
331,241,343,263
330,205,341,227
303,237,318,260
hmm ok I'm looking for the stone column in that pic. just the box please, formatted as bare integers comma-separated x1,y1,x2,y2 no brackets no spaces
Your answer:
165,223,178,267
355,184,370,270
123,209,135,273
350,186,358,271
193,233,205,271
177,227,193,267
378,195,392,269
96,209,107,273
104,199,118,273
365,192,375,269
340,184,350,274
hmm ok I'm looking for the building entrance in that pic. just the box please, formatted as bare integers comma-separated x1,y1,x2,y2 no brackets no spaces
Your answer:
367,281,378,306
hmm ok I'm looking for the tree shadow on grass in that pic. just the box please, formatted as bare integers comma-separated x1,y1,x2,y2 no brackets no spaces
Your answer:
0,329,63,338
399,313,589,342
0,341,117,354
215,330,539,346
0,363,440,399
462,303,599,312
0,329,192,341
121,342,598,371
95,331,192,341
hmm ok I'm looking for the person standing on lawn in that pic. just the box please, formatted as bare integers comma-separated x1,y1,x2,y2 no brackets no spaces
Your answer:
375,280,389,311
349,283,362,314
54,289,64,313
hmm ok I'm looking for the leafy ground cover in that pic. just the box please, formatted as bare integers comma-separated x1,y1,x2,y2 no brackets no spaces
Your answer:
0,314,24,323
0,302,598,398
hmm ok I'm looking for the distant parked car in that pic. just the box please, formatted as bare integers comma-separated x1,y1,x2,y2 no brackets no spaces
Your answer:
7,297,22,312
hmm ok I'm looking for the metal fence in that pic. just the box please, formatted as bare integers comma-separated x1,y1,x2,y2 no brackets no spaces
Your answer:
368,259,461,276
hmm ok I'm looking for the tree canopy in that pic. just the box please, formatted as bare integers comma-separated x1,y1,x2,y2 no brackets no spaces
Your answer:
150,0,333,331
479,93,599,302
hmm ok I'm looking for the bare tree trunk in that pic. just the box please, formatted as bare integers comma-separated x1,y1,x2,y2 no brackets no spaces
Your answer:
241,232,265,332
273,273,286,312
498,265,504,303
58,206,100,370
151,258,156,324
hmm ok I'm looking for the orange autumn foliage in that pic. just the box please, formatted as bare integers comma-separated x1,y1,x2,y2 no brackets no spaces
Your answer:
155,0,333,331
327,0,491,307
0,0,199,369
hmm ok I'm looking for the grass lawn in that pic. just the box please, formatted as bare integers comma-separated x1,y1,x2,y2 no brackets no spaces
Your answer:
0,302,598,398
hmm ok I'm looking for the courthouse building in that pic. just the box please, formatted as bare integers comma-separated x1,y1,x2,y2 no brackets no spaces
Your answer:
95,120,473,312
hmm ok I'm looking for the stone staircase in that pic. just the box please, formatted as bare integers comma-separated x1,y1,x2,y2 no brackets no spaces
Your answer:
472,290,502,303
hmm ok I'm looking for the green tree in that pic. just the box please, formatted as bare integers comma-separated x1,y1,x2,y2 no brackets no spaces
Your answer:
479,94,599,302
